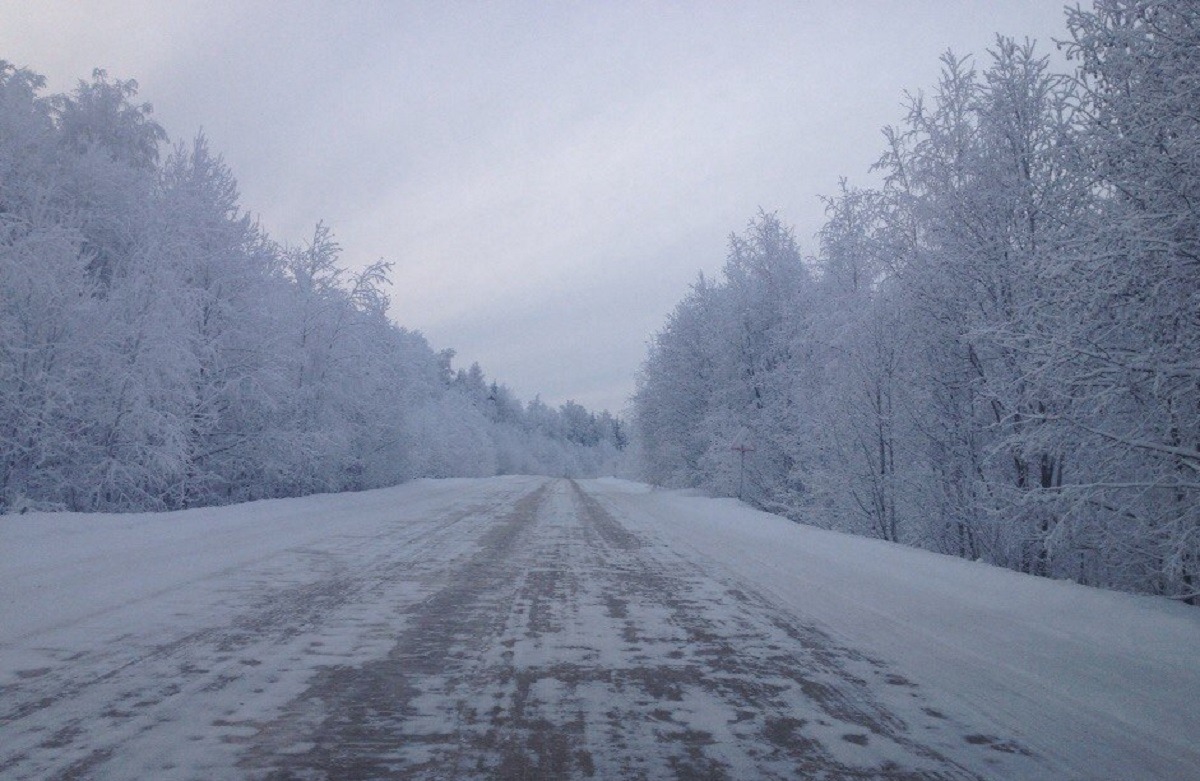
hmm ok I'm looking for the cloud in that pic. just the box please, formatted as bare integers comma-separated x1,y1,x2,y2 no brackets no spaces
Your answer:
0,1,1075,413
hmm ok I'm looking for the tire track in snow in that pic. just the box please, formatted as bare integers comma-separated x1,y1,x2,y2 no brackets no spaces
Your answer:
239,480,556,778
241,479,1033,780
0,484,535,781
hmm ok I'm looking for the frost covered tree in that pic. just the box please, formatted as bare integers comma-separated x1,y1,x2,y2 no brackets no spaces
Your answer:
0,62,623,514
635,212,816,509
1057,0,1200,599
809,183,919,544
875,40,1094,572
634,274,720,488
0,63,97,511
634,2,1200,601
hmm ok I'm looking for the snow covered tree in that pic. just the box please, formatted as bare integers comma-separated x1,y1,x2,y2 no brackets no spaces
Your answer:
871,39,1095,572
634,4,1198,601
635,272,725,489
635,212,816,508
1059,0,1200,600
809,183,920,543
0,62,623,514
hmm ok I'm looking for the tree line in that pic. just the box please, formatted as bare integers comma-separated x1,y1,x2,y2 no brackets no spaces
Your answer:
0,64,623,514
633,0,1199,602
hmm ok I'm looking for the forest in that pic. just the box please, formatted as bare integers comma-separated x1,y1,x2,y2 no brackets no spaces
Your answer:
0,64,624,514
633,1,1199,602
2,0,1195,606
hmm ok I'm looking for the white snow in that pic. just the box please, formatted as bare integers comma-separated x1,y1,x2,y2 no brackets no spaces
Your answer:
3,478,521,648
2,476,1197,780
0,477,543,780
590,477,1200,780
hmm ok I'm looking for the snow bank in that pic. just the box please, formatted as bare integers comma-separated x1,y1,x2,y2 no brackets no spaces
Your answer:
588,478,1200,780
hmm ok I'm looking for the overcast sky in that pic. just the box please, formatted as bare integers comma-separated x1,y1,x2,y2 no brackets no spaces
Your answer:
1,1,1073,413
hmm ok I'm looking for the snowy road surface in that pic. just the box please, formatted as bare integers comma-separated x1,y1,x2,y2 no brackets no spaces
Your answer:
2,477,1198,780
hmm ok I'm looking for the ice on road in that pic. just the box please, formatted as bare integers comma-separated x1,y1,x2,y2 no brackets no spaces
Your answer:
2,477,1197,780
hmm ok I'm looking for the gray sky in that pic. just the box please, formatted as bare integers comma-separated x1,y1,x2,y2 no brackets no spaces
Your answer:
1,1,1072,414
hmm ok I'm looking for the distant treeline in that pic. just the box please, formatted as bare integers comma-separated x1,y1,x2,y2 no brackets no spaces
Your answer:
0,64,623,514
633,1,1199,602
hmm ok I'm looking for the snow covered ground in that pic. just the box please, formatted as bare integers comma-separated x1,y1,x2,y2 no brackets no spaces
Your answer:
2,476,1197,779
596,479,1200,780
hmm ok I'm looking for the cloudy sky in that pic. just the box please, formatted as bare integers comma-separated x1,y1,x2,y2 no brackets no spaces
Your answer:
1,1,1073,413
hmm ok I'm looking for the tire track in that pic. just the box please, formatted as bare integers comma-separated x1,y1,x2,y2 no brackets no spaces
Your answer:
239,482,554,779
4,477,1040,780
240,479,1032,780
0,484,537,781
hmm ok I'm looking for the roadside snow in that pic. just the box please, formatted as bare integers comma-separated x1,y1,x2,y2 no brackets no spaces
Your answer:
0,476,544,780
2,478,522,648
587,478,1200,780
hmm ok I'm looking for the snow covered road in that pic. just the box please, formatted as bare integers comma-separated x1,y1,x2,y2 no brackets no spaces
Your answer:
2,477,1198,780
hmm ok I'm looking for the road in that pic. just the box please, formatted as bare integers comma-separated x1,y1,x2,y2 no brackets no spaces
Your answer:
2,477,1196,780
